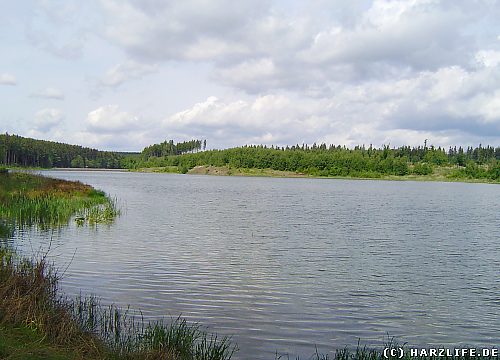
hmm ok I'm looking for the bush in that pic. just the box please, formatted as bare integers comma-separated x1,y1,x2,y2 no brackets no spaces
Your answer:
487,160,500,180
412,163,433,175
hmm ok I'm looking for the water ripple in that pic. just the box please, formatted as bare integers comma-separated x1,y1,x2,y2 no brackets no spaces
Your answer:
12,171,500,359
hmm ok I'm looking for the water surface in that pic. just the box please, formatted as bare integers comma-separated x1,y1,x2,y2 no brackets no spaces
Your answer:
12,171,500,359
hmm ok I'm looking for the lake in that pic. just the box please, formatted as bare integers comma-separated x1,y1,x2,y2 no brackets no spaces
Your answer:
11,170,500,359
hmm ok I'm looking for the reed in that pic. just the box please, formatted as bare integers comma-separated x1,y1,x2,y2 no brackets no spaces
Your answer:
0,248,236,359
73,297,236,359
0,172,119,228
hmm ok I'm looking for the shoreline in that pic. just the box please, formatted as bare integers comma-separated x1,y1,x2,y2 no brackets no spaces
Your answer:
46,167,130,172
133,165,500,185
10,165,500,185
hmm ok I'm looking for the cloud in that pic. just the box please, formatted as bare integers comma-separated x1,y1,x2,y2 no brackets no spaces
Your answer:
0,73,17,85
4,1,500,151
163,95,333,147
34,108,64,132
215,58,277,93
31,87,65,100
97,0,500,95
100,60,159,87
301,7,466,69
100,0,271,61
381,66,500,137
86,105,141,133
162,55,500,149
56,130,152,151
25,1,96,59
475,50,500,68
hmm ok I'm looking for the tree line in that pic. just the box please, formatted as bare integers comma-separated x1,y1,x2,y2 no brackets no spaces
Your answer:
0,133,124,168
141,139,206,158
0,134,205,169
1,133,499,180
133,143,500,180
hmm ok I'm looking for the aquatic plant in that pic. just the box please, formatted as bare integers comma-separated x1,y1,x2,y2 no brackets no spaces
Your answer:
0,172,119,229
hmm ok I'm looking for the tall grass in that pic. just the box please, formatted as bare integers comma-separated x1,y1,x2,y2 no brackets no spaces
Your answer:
0,172,119,228
0,248,236,359
73,297,235,359
0,248,104,357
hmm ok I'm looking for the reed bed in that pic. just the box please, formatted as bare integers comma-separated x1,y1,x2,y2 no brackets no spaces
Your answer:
73,296,235,359
0,171,119,229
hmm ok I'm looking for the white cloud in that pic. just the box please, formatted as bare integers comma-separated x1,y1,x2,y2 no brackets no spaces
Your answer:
216,58,277,91
86,105,141,133
98,0,498,93
25,1,97,59
475,50,500,68
301,1,469,72
162,57,500,149
100,0,269,61
31,87,65,100
163,95,333,147
101,60,158,87
0,73,17,85
57,130,152,151
34,108,64,132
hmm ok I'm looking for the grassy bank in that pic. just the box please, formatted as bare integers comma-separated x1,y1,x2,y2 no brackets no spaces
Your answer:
126,144,500,184
131,164,500,184
0,170,119,229
0,323,86,360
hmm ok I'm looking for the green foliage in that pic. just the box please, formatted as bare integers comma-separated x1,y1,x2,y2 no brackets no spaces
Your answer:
487,159,500,180
132,142,500,182
70,155,85,168
412,163,433,175
0,172,119,229
464,161,487,178
0,133,125,169
423,147,448,165
142,139,205,159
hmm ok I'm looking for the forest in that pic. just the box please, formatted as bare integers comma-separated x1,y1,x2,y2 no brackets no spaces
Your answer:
0,134,206,169
131,143,500,181
0,133,124,168
141,139,206,158
1,133,499,181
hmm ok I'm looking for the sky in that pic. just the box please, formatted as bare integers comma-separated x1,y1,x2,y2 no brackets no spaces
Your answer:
1,0,500,152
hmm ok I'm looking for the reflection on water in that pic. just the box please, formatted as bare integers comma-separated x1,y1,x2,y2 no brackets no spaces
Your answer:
12,171,500,359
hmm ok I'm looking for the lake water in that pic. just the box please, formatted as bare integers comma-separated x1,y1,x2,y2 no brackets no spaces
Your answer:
11,170,500,359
